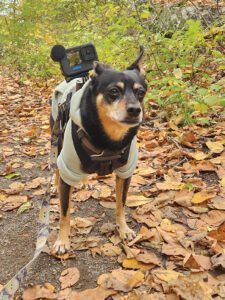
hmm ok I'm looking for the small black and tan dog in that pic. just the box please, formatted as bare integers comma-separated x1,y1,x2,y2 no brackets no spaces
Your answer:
52,48,147,254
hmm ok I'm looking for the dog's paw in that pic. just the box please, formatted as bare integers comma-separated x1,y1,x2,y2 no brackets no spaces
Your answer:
118,224,136,241
53,238,70,255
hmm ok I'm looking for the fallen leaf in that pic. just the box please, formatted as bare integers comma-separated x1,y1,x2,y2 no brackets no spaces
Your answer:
71,217,97,228
0,195,28,211
153,269,181,283
17,200,32,214
71,236,101,250
208,222,225,241
4,172,21,179
206,140,224,153
59,267,80,289
98,269,144,292
126,195,152,207
201,210,225,226
208,195,225,210
76,286,116,300
4,181,25,194
211,253,225,269
25,177,46,189
122,258,154,270
75,190,93,202
188,151,208,161
183,253,212,270
192,190,216,204
220,177,225,187
138,167,157,177
174,189,193,207
99,201,116,209
22,284,57,300
122,245,141,259
101,243,122,257
156,182,184,191
169,276,212,300
136,251,160,265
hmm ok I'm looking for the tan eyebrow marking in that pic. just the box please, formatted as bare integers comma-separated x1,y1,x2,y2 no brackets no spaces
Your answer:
116,82,124,89
133,83,143,89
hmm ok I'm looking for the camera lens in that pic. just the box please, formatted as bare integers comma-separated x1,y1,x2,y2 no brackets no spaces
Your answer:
81,46,95,61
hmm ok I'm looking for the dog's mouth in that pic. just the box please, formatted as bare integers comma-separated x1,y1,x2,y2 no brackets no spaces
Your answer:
121,117,142,126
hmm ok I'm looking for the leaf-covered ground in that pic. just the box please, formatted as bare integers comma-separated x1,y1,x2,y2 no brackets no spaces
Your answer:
0,72,225,300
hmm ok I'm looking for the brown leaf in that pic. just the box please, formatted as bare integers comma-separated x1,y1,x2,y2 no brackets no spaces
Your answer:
100,222,116,234
211,253,225,269
22,284,57,300
208,222,225,241
153,269,181,283
98,269,144,292
161,242,189,257
206,140,224,154
25,177,46,190
0,195,28,211
201,210,225,226
156,181,184,191
75,286,116,300
138,166,157,177
4,182,25,194
183,253,212,270
174,189,193,207
122,245,141,258
126,194,152,207
101,243,122,257
208,196,225,210
71,236,101,250
136,251,160,265
59,267,80,289
169,275,213,300
71,217,97,228
75,190,93,202
99,201,116,209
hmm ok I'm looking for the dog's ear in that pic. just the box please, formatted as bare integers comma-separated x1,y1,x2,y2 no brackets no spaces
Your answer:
127,46,145,76
92,61,111,76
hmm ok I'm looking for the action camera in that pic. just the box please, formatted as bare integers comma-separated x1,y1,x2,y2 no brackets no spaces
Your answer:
51,43,98,81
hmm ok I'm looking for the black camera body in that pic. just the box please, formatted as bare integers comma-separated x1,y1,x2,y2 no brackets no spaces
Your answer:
51,43,98,81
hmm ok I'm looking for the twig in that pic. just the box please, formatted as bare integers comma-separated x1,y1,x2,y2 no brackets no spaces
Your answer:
167,136,183,150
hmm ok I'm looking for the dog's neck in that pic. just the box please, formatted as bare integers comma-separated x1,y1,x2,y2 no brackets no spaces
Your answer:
80,85,138,151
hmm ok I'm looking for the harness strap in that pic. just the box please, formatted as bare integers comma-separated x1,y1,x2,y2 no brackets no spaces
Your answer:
71,121,131,176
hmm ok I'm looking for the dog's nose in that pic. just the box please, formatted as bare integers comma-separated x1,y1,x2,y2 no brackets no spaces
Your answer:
127,105,141,117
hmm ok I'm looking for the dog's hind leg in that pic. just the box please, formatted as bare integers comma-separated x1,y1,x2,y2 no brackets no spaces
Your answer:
116,175,135,241
53,176,73,254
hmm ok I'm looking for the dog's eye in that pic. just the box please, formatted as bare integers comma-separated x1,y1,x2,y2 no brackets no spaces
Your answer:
108,88,120,100
136,89,146,101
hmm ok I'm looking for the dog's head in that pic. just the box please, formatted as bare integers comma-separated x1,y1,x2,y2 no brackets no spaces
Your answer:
91,47,147,132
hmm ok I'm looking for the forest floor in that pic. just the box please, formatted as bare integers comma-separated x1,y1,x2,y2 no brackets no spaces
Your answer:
0,72,225,300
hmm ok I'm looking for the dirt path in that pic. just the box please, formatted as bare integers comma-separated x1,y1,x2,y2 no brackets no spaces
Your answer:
1,73,225,299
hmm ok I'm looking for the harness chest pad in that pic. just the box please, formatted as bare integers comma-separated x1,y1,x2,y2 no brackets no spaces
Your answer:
71,121,131,176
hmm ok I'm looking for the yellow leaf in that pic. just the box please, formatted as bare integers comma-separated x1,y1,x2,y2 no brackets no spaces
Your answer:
192,191,216,204
206,141,224,154
122,258,154,270
126,195,152,207
220,177,225,187
153,269,181,282
189,151,208,161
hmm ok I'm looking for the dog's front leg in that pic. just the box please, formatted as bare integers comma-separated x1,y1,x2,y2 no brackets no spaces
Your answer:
53,177,73,254
116,175,135,240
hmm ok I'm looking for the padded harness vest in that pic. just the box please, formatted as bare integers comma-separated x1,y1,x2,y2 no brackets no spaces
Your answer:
59,90,131,176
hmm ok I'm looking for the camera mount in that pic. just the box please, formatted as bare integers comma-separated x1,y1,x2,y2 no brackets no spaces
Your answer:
51,43,98,82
